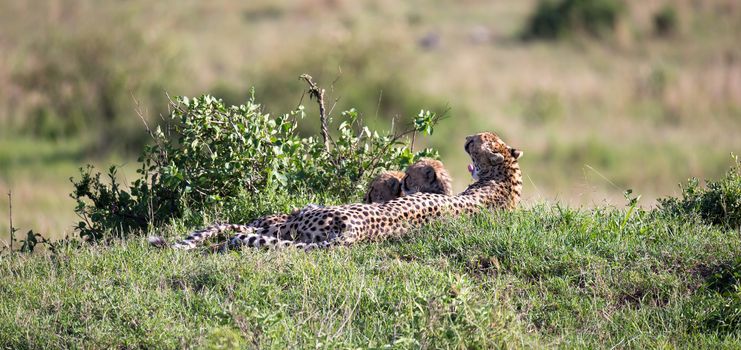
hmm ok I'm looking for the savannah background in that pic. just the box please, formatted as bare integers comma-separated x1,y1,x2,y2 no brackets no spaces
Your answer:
1,0,740,240
0,0,741,238
1,0,741,348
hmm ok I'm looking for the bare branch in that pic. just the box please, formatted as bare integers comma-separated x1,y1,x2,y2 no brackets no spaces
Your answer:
326,67,343,117
131,92,154,140
326,96,341,118
360,125,419,180
374,90,383,120
299,74,331,152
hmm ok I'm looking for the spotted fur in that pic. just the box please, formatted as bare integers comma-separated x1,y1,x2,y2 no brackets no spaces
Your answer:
154,132,522,251
363,159,453,204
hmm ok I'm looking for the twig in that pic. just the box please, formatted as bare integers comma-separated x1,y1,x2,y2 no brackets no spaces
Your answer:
330,66,342,91
131,92,154,140
326,96,341,118
326,68,343,117
361,107,447,179
299,74,331,152
374,90,383,120
8,191,14,254
360,126,419,179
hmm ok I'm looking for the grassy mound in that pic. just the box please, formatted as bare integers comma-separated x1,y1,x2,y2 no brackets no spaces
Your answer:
1,206,739,348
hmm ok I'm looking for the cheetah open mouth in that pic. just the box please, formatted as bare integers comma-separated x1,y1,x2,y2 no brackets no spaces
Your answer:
467,164,474,175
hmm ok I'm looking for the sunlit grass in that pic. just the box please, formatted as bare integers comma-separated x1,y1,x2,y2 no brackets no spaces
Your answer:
1,206,739,348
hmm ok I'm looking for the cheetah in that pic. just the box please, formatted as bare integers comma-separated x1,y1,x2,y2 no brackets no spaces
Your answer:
149,162,452,249
364,170,405,204
364,159,453,203
154,132,522,251
401,158,453,196
283,161,452,226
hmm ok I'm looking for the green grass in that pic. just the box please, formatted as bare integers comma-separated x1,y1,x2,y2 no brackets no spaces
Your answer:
1,206,739,348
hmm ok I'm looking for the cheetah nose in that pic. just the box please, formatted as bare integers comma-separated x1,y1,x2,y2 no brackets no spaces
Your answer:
467,164,474,174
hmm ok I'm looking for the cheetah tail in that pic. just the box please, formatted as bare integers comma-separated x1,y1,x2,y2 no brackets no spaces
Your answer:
150,223,255,250
147,236,169,249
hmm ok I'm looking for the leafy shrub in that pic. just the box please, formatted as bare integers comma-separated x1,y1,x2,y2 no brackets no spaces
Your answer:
658,155,741,228
521,0,626,40
70,92,441,241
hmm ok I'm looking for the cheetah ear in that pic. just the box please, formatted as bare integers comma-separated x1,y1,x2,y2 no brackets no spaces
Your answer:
401,175,409,192
424,167,437,181
490,153,505,164
364,184,374,203
510,147,523,159
393,180,402,197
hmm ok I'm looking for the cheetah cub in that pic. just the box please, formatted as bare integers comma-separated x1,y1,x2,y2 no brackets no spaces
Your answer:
363,158,453,204
364,171,406,204
401,158,453,196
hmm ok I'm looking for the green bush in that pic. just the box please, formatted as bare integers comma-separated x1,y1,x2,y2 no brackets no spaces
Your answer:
521,0,626,40
658,155,741,228
70,92,441,241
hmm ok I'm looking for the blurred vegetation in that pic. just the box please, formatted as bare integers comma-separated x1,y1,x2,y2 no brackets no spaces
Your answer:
521,0,625,40
239,39,451,135
5,6,179,154
653,5,679,37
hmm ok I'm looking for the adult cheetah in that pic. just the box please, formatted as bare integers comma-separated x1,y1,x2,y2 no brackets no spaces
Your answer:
153,132,522,251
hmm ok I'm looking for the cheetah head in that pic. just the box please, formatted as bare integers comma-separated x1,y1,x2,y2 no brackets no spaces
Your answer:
401,158,453,196
464,132,523,181
364,171,405,203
